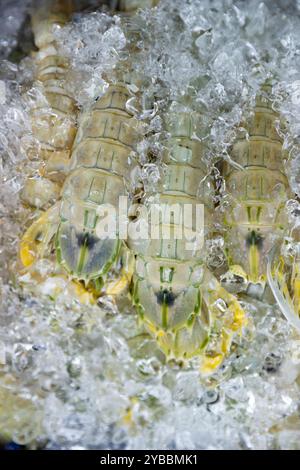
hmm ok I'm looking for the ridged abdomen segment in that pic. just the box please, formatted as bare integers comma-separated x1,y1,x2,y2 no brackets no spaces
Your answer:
31,51,77,155
224,94,290,282
57,84,137,281
20,2,78,210
30,1,77,177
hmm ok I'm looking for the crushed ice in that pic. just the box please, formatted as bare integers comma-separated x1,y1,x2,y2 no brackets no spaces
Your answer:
1,0,300,450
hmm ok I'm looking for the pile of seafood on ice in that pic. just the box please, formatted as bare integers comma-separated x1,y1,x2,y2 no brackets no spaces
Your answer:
1,0,300,450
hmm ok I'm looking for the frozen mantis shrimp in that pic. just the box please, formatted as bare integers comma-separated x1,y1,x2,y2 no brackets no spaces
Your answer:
221,83,300,331
19,0,139,301
129,107,246,371
20,0,78,214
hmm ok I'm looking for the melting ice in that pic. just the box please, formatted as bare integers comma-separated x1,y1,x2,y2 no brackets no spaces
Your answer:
1,0,300,450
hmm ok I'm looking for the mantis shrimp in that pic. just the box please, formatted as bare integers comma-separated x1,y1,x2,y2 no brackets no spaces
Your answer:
221,83,300,331
19,0,148,304
129,107,246,370
20,0,78,213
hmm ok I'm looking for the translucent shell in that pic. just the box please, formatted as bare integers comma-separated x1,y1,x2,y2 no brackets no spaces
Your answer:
56,84,137,281
130,111,246,366
222,89,291,288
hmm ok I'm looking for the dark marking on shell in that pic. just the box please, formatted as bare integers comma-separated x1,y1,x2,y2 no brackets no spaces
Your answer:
76,232,97,250
246,230,263,249
156,288,177,307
